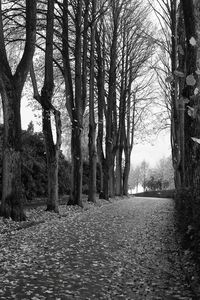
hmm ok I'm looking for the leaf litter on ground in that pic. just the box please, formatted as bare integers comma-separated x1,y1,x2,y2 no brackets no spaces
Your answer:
0,196,199,299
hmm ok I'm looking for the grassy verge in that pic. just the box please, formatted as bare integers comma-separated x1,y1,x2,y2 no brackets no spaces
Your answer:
133,189,175,198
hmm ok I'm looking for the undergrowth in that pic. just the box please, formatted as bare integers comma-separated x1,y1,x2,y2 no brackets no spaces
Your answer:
175,188,200,265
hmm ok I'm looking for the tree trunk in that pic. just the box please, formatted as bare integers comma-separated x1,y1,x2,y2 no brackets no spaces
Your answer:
123,61,135,196
62,0,82,205
105,22,117,198
0,83,26,221
63,0,85,207
109,161,115,198
30,69,62,213
88,124,97,202
194,1,200,195
181,0,198,188
115,148,123,196
68,124,83,206
170,0,182,190
96,27,108,200
177,2,186,188
98,161,103,197
88,0,97,203
115,25,126,197
0,0,37,220
47,155,59,211
42,108,59,213
102,160,109,200
123,148,131,196
30,0,61,213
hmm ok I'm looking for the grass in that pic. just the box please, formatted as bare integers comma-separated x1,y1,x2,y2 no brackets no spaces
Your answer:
133,189,175,199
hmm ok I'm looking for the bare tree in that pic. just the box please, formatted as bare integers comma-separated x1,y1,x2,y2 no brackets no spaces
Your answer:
88,0,97,203
116,2,155,196
30,0,62,213
96,17,107,199
95,0,155,198
150,0,183,188
62,0,89,206
0,0,37,221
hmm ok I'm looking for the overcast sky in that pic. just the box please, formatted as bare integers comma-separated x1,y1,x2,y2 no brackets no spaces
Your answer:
131,130,171,168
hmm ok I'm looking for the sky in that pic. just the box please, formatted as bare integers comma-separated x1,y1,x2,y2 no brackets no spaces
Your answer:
19,0,172,174
21,98,41,132
128,0,172,168
131,130,171,168
21,96,171,169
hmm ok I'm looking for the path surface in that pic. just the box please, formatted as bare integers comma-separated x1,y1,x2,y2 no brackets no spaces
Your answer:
0,197,196,299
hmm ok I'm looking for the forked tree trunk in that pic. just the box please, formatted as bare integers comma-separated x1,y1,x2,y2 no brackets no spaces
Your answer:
30,0,61,212
0,0,36,220
30,78,61,213
30,66,62,213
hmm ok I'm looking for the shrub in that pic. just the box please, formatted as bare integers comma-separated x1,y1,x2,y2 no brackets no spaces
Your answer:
175,188,200,262
0,123,101,200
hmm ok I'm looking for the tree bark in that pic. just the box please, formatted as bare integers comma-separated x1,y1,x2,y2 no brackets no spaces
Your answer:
68,124,83,206
42,107,60,213
109,161,115,198
170,0,182,189
43,109,59,212
30,0,61,212
88,124,97,202
181,0,198,188
62,0,86,206
123,64,135,196
116,26,128,196
105,9,118,199
96,26,108,199
123,149,131,196
30,64,62,213
88,0,97,203
177,2,186,188
0,0,36,220
0,81,26,220
115,148,123,196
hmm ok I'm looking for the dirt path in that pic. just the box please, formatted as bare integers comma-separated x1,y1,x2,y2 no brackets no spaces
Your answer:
0,197,196,299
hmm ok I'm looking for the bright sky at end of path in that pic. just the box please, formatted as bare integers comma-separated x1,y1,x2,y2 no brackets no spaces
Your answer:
131,131,171,168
